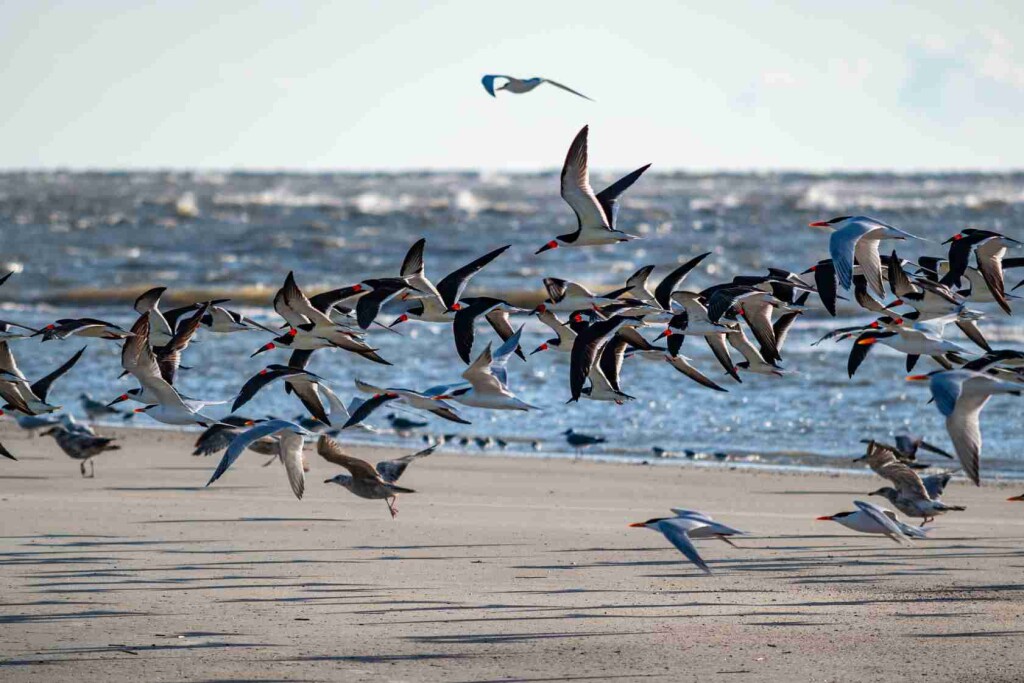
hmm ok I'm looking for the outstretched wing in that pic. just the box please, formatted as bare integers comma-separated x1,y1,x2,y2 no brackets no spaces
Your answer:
376,444,437,483
206,420,302,487
656,519,711,574
316,434,380,481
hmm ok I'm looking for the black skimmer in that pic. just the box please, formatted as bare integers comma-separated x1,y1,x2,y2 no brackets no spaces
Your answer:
568,314,643,402
451,296,525,364
536,126,649,254
942,229,1022,311
320,435,434,518
42,426,120,477
862,441,965,525
207,419,309,499
232,357,333,426
816,500,925,543
539,278,624,313
907,367,1022,485
191,416,269,457
809,215,920,296
344,380,470,429
0,343,85,415
391,241,510,326
529,307,577,355
35,318,133,342
481,74,593,100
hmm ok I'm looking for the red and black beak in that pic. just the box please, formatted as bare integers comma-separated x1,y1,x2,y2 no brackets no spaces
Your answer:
654,327,672,341
251,341,276,358
535,240,559,255
529,343,549,355
389,313,409,328
808,220,831,228
106,393,130,407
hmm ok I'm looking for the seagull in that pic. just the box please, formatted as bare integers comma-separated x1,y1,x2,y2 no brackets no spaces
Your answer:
907,367,1022,485
563,428,605,452
862,441,965,525
817,500,924,544
42,426,120,477
536,126,649,254
206,419,309,498
628,516,717,574
481,74,592,101
320,435,433,518
809,216,920,297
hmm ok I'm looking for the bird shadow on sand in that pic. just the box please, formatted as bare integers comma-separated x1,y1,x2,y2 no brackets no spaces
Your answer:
403,630,657,646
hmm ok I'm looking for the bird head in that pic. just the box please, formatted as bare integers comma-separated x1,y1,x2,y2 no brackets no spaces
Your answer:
529,342,549,355
628,517,667,529
869,487,896,500
535,239,559,255
808,216,852,230
324,474,353,489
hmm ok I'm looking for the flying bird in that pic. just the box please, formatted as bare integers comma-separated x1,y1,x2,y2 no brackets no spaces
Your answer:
481,74,592,101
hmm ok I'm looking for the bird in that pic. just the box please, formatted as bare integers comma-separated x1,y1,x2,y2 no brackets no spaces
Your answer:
386,413,428,431
907,367,1022,485
669,508,747,546
861,441,965,525
563,428,605,453
451,296,526,364
320,435,433,518
232,357,333,426
42,426,120,477
817,500,925,544
481,74,592,101
389,240,510,326
432,328,538,412
191,416,269,457
535,126,649,254
206,419,309,499
344,380,471,429
120,315,222,427
34,318,133,341
941,229,1022,314
0,343,85,415
80,393,131,420
809,216,920,297
568,315,644,402
627,515,723,574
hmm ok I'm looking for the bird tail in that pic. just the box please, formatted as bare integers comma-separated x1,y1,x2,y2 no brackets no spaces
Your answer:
941,504,966,512
388,484,416,494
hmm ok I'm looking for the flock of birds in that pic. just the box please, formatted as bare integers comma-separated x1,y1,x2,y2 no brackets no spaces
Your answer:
3,115,1024,571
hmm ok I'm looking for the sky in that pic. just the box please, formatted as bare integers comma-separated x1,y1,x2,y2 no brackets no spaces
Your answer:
1,1,1022,171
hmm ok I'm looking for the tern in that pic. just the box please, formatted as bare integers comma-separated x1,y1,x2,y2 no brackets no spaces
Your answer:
481,74,592,101
817,500,925,544
433,326,537,411
536,126,649,254
628,515,723,574
907,367,1022,485
809,216,920,297
206,419,309,499
320,435,433,518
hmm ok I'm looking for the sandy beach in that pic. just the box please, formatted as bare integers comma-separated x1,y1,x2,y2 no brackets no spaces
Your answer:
0,424,1022,682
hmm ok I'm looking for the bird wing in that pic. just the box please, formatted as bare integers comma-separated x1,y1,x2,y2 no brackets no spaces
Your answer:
307,285,363,314
854,238,886,298
740,299,780,364
929,373,967,417
435,245,510,310
206,420,302,487
886,252,921,298
490,324,525,387
772,291,808,353
461,342,505,394
538,310,576,346
233,367,302,413
853,500,912,545
705,334,740,382
811,261,840,316
976,240,1010,314
278,429,305,500
946,392,990,486
559,126,607,231
481,74,510,96
341,392,398,429
290,380,331,426
654,253,712,310
30,346,86,403
922,472,952,499
594,164,650,229
356,280,407,330
133,287,167,314
484,309,525,361
866,442,931,500
598,336,629,393
655,519,711,574
316,434,380,480
273,277,311,328
121,315,183,406
376,444,437,483
156,303,209,384
282,272,333,326
541,78,594,101
569,317,625,401
665,355,727,392
829,221,876,290
400,238,444,305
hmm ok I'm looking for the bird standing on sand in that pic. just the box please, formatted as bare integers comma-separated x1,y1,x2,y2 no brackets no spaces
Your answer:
563,428,605,454
42,426,120,477
481,74,592,101
320,435,434,518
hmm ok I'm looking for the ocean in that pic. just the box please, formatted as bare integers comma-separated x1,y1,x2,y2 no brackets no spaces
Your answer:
1,170,1022,475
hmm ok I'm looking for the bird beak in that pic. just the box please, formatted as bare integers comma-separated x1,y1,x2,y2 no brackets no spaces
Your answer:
244,420,256,426
132,407,147,414
531,304,546,316
530,343,548,355
1008,494,1024,502
433,395,451,400
905,374,929,382
856,337,878,346
628,522,646,528
815,515,833,521
808,220,831,228
323,478,334,484
250,342,275,357
535,240,559,255
654,328,671,341
389,314,409,328
106,393,129,407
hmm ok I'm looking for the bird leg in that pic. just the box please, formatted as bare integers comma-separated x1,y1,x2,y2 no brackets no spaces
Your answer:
80,460,87,477
386,497,398,519
261,455,277,467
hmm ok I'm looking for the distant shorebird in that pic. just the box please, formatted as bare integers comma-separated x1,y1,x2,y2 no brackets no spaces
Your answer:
481,75,592,101
320,435,434,518
42,426,120,477
563,428,605,454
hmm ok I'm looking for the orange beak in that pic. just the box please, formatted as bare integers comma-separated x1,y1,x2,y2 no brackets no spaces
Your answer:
133,407,147,414
628,522,646,528
1007,494,1024,502
857,337,878,345
815,515,833,521
905,374,929,382
808,220,831,228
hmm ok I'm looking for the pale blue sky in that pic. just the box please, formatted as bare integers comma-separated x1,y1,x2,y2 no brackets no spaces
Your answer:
1,1,1022,170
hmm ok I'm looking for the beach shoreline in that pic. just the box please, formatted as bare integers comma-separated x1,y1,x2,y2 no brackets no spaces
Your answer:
2,424,1023,682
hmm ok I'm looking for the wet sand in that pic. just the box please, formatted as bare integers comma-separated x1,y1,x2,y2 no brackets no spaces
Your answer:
2,424,1024,682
